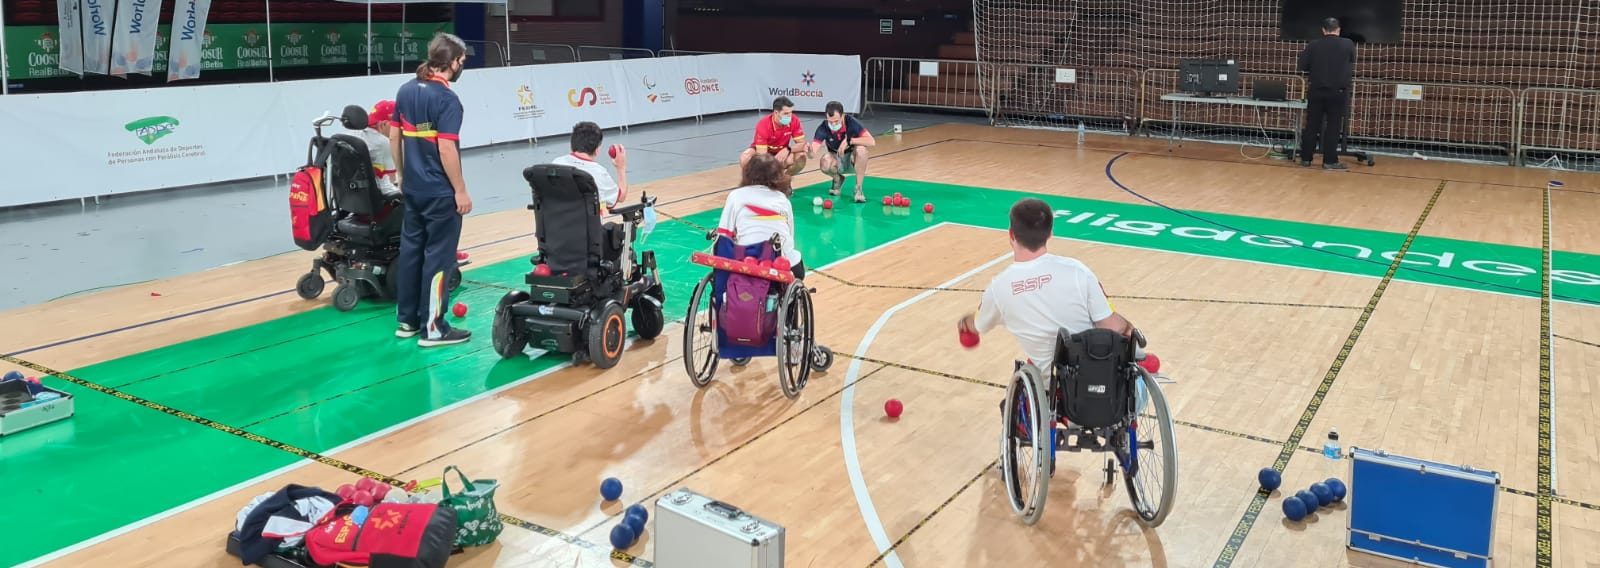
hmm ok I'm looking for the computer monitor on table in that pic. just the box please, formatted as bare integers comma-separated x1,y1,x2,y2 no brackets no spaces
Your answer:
1179,59,1241,96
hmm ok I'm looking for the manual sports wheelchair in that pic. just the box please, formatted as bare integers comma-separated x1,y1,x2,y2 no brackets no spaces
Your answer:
1001,327,1177,526
291,105,462,311
681,233,834,399
490,164,666,369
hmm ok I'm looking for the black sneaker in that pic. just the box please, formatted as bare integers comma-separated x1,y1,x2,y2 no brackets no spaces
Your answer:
1323,162,1348,171
418,328,471,347
829,177,843,196
1299,161,1313,168
395,323,420,338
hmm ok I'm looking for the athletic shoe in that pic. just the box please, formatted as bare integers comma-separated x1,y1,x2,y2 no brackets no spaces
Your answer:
418,328,471,347
829,177,843,196
853,189,866,203
1323,162,1348,171
1299,160,1313,168
395,323,420,338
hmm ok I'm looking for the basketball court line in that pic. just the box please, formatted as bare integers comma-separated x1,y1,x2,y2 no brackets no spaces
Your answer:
1536,182,1556,566
956,137,1585,192
840,252,1016,568
1211,180,1447,567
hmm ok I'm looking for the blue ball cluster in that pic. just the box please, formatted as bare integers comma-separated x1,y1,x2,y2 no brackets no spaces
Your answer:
1282,477,1349,521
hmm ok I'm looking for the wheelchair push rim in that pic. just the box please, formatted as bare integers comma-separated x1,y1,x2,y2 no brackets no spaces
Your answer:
1120,367,1177,526
1000,363,1052,525
775,284,815,399
683,273,719,387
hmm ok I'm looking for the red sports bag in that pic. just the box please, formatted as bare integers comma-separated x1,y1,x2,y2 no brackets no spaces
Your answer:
305,502,457,568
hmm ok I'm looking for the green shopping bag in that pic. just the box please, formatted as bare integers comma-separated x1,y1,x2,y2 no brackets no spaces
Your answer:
440,466,504,547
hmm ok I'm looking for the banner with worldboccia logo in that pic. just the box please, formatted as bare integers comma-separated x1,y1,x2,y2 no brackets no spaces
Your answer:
110,0,165,76
166,0,213,81
751,54,863,114
55,0,86,75
0,53,859,206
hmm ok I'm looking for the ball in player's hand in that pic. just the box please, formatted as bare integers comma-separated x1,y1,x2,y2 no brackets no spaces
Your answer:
609,144,622,159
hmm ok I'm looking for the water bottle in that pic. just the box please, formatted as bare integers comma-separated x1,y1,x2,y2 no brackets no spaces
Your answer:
1323,429,1342,460
20,392,61,409
1077,122,1086,144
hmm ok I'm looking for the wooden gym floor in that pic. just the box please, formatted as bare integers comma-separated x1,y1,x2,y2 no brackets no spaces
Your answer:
4,123,1600,567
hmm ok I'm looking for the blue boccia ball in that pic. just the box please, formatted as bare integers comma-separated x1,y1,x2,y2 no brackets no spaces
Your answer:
1310,482,1334,506
1326,478,1347,502
1257,468,1282,491
2,371,23,382
625,504,649,527
610,522,636,549
1295,490,1319,514
600,477,624,501
1283,496,1308,521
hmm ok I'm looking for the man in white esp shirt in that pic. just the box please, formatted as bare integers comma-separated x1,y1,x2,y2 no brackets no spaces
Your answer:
550,121,628,211
958,198,1134,371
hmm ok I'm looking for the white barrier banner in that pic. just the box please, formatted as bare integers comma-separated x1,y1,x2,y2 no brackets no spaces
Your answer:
110,0,164,76
166,0,213,81
57,0,86,75
80,0,114,74
754,54,862,113
0,53,860,207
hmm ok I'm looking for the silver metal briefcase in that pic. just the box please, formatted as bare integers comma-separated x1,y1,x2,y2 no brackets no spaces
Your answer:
654,488,784,568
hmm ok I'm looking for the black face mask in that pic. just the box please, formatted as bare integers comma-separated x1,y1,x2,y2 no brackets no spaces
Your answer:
450,63,463,82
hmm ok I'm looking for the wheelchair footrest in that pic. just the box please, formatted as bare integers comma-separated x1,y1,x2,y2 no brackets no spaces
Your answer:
689,252,794,284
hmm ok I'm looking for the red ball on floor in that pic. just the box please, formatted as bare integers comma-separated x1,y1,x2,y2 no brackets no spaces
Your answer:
452,302,468,318
884,399,904,418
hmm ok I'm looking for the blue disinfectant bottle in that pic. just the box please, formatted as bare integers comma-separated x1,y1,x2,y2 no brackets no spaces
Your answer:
1323,428,1342,460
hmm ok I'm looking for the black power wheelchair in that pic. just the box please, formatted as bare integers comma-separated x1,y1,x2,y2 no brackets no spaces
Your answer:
490,164,666,369
1001,328,1177,526
292,105,462,311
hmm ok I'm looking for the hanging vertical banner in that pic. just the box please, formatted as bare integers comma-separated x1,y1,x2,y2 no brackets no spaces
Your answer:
57,0,85,75
80,0,115,74
167,0,213,81
110,0,164,76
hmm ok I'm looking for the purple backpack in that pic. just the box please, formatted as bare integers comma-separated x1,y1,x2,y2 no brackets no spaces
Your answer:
720,246,778,346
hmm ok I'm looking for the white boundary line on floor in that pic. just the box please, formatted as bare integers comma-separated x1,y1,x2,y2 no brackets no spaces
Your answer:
20,221,957,567
839,252,1013,568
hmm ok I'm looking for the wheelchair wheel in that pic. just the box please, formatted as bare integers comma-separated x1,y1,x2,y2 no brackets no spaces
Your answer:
297,273,325,300
1120,367,1178,526
446,265,463,292
492,291,531,359
683,274,719,387
811,346,835,372
1001,363,1052,525
587,302,628,369
630,288,666,340
332,281,360,312
775,284,815,399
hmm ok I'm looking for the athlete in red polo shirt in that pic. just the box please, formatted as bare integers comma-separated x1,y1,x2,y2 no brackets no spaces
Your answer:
739,96,807,177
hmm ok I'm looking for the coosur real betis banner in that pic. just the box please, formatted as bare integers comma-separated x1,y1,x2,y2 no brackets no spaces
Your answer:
110,0,165,76
167,0,214,81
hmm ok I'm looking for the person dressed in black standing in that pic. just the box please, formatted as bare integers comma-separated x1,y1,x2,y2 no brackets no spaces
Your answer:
1298,17,1357,170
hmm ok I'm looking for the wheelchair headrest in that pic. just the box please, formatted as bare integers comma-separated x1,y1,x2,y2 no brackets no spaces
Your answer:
524,164,600,209
340,105,370,131
325,133,385,215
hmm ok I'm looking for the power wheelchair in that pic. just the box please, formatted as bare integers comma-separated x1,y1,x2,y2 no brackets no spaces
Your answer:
490,164,665,369
1001,327,1177,526
682,233,834,399
291,105,462,311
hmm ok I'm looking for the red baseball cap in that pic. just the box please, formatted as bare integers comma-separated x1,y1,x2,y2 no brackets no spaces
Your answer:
369,100,396,127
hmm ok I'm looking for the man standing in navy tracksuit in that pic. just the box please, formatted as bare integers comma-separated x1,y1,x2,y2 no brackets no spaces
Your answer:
390,33,472,347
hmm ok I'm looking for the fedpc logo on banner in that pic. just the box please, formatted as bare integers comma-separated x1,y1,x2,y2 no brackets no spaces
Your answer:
514,85,545,120
567,86,617,107
683,77,721,95
767,70,824,99
106,116,207,167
